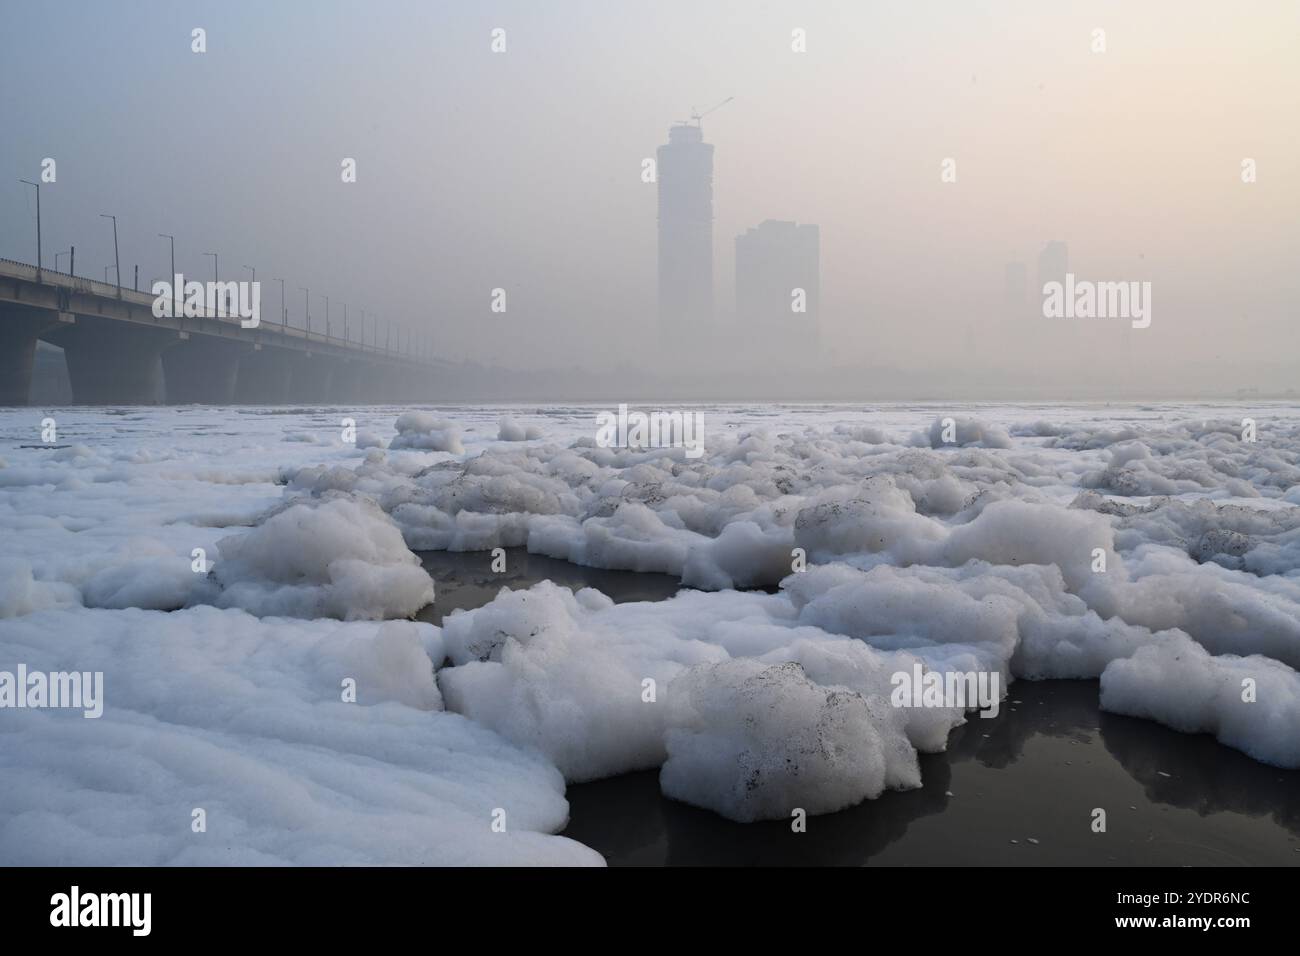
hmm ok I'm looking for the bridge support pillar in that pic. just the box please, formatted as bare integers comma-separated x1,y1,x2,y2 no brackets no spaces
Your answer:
283,353,335,404
44,316,172,405
361,367,387,403
333,359,375,404
383,367,404,404
401,366,432,404
235,345,292,404
0,304,60,406
162,337,249,404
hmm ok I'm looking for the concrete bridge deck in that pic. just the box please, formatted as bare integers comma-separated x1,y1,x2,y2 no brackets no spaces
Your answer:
0,258,444,405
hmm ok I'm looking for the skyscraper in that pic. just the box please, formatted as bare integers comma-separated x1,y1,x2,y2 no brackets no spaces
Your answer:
735,220,820,348
1036,241,1069,313
1003,261,1028,321
657,124,714,335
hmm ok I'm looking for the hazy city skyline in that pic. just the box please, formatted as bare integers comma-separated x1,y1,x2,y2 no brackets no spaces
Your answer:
3,0,1297,397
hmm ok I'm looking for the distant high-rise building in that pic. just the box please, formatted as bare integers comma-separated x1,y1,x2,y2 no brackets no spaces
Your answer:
735,220,820,347
657,124,714,335
1036,241,1069,309
1003,261,1028,320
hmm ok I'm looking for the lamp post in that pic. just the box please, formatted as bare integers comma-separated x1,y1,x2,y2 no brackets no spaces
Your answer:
299,287,310,333
158,234,176,318
100,214,120,294
272,278,285,326
18,179,41,272
202,253,222,315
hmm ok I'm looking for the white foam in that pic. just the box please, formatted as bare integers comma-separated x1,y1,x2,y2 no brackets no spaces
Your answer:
1101,632,1300,768
211,494,434,620
0,606,601,865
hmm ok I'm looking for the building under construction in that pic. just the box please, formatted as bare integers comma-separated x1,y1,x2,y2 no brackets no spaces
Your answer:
657,103,728,337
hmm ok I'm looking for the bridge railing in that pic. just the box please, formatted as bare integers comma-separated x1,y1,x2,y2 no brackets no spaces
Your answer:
0,257,445,367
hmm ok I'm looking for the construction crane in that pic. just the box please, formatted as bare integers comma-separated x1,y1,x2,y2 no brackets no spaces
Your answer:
674,96,734,128
690,96,733,126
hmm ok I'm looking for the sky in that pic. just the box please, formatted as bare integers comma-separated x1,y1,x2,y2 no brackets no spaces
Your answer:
2,0,1297,396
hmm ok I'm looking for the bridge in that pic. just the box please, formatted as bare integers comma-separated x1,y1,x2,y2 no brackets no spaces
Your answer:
0,258,447,405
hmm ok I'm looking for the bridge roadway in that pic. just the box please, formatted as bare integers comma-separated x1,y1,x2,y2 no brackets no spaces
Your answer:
0,258,445,405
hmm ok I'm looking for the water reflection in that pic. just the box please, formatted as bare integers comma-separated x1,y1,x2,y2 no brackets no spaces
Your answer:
566,681,1299,866
415,547,683,627
1099,711,1300,838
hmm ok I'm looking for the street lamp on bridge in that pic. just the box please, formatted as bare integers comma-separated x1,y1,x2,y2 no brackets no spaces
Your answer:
100,214,120,294
299,287,310,333
158,234,177,319
18,179,42,272
272,278,285,326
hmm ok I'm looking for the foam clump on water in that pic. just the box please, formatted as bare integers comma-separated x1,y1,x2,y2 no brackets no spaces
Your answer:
1100,633,1300,768
498,417,543,442
661,659,889,822
439,581,684,781
435,578,972,817
79,540,200,611
211,494,434,620
793,479,944,562
0,558,80,618
923,416,1012,449
390,412,465,454
0,605,600,865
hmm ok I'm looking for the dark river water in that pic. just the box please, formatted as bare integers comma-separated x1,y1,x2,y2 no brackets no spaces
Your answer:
418,548,1300,867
